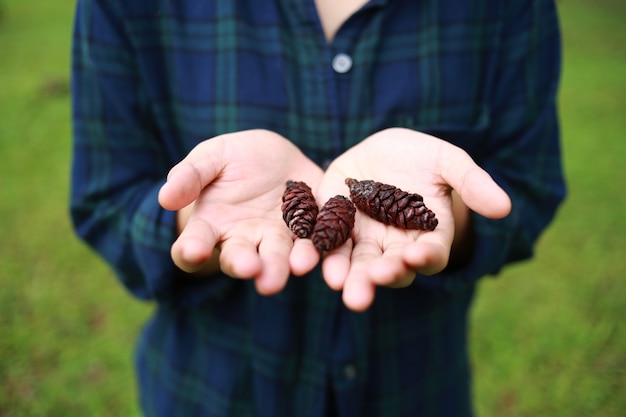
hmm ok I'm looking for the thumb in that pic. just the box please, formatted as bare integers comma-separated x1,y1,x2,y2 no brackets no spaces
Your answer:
158,138,226,211
440,146,511,219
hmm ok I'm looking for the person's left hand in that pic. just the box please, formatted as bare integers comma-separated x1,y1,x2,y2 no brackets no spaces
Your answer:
315,128,511,311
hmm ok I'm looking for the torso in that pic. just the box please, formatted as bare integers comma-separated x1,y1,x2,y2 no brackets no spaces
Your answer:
314,0,370,41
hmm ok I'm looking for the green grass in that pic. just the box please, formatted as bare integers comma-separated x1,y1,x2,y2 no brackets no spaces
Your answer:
471,1,626,416
0,0,624,416
0,2,151,415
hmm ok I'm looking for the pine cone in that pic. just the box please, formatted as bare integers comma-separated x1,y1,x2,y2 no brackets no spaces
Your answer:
311,195,356,253
345,178,438,231
281,180,318,238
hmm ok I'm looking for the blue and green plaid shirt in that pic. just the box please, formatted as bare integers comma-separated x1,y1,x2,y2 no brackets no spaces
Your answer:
71,0,565,416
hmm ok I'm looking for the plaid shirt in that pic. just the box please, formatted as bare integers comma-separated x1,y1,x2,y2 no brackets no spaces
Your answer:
71,0,565,416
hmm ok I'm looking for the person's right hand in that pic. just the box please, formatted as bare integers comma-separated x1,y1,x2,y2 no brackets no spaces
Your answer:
158,130,324,295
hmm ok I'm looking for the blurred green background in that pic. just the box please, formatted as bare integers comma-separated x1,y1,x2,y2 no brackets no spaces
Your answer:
1,0,624,415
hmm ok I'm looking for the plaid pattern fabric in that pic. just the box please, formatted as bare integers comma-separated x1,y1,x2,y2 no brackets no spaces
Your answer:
70,0,565,416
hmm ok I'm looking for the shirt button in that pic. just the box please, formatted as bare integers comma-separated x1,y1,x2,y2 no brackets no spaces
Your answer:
332,53,353,74
342,364,357,381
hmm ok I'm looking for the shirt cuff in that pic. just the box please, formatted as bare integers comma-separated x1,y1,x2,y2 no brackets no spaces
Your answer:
128,181,236,308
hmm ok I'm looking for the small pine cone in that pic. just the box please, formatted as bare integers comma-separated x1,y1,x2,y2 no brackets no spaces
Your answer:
281,180,319,238
345,178,438,231
311,195,356,253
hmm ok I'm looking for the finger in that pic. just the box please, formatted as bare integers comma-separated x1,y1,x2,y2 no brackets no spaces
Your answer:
321,240,353,291
342,272,376,312
387,271,417,289
170,216,220,273
158,139,226,211
367,243,411,286
340,238,382,311
346,237,384,278
219,237,263,279
402,237,450,276
158,163,205,211
441,146,512,219
289,239,320,276
254,232,293,295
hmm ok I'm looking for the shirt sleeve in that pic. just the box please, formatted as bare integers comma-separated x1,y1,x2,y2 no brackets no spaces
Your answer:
418,0,566,291
70,0,235,307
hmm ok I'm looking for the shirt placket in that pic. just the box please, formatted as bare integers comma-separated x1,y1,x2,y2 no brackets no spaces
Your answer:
310,7,385,417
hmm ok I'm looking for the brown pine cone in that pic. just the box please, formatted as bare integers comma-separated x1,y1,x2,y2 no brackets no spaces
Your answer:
345,178,438,231
311,195,356,253
281,180,318,238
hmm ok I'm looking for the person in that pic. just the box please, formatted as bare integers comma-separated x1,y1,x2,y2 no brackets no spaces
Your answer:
70,0,565,415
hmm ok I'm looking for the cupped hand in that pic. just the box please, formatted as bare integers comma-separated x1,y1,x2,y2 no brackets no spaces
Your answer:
316,128,512,311
158,130,323,295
